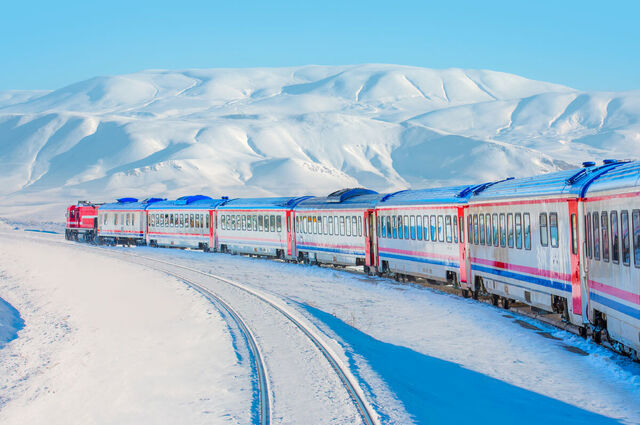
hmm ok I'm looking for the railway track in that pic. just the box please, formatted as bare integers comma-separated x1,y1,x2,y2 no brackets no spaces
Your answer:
99,248,379,425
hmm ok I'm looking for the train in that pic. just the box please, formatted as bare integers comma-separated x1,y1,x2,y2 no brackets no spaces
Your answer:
65,159,640,360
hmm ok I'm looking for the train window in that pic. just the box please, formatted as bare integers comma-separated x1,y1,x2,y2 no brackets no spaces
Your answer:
430,215,437,242
126,213,131,226
539,213,548,246
403,215,409,239
328,216,334,235
154,214,158,227
391,216,396,238
206,214,210,229
492,214,499,247
340,216,345,236
445,215,452,243
168,214,172,227
424,215,430,241
114,214,118,225
473,214,479,245
468,216,473,243
549,213,558,248
523,213,531,250
459,216,465,243
195,214,199,228
592,212,600,260
165,214,169,227
270,216,275,232
621,210,630,266
229,215,233,230
264,215,269,232
318,216,323,233
437,215,444,242
198,214,203,229
416,215,423,240
479,214,485,245
515,213,522,249
241,215,246,231
148,214,153,227
295,217,299,233
611,211,619,263
387,216,392,238
633,210,640,268
585,214,592,259
358,217,362,237
258,215,263,232
332,216,336,235
378,216,383,238
345,216,351,236
570,213,578,255
507,213,514,248
485,214,491,246
397,216,403,239
499,213,506,247
321,216,326,235
253,215,258,231
179,213,183,228
192,214,197,228
277,216,282,233
410,216,416,240
132,214,135,227
453,216,458,243
351,217,356,237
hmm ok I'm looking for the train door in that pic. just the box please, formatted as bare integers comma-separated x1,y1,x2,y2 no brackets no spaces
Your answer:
457,206,467,284
568,199,582,318
209,210,214,249
286,210,294,257
364,209,377,267
213,211,219,250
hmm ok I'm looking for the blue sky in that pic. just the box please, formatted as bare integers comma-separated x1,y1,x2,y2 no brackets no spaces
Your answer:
1,0,638,91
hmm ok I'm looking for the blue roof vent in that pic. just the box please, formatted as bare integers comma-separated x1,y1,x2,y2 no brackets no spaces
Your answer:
144,197,165,204
603,159,618,164
116,197,138,203
327,188,378,203
175,195,213,205
582,161,596,168
221,196,229,200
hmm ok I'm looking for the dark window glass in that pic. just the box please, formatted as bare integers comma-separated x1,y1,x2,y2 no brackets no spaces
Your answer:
485,213,491,246
417,215,423,240
621,210,630,266
593,212,600,260
473,214,479,245
258,215,263,231
387,216,392,238
549,213,559,248
424,215,429,241
445,215,452,243
277,216,282,233
404,215,409,239
633,210,640,268
459,216,465,243
499,213,506,247
453,216,458,243
586,214,592,259
431,215,437,242
492,214,499,247
468,215,473,243
479,214,485,245
570,213,578,255
515,213,522,249
507,213,514,248
438,215,444,242
397,216,403,239
242,215,246,231
392,216,397,238
602,212,609,262
523,213,531,250
328,216,334,235
377,216,382,237
410,215,416,240
611,211,619,263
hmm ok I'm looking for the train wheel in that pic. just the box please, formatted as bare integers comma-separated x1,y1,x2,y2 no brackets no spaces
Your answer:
491,294,499,306
461,289,470,298
502,297,510,309
471,289,479,300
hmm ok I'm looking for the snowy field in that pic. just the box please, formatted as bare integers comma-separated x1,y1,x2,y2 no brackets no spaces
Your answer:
1,228,639,424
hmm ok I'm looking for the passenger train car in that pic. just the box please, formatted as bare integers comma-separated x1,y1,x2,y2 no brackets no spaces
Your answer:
582,161,640,356
216,196,312,259
69,159,640,359
146,195,227,250
294,188,383,269
97,197,164,245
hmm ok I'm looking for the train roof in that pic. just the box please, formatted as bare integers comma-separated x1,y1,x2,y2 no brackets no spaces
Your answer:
295,188,384,210
99,197,165,211
146,195,227,210
469,161,629,201
217,196,313,210
584,160,640,195
377,184,487,207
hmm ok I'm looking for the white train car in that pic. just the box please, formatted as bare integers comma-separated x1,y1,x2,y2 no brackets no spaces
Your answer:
583,160,640,358
216,196,312,259
146,195,226,250
466,162,624,327
294,189,383,269
98,197,163,245
375,185,482,287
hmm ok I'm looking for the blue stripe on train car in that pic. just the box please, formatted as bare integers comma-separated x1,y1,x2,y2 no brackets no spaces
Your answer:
379,252,458,268
471,264,572,293
590,292,640,321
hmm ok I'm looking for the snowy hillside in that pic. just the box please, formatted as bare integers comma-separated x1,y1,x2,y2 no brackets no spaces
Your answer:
0,64,639,221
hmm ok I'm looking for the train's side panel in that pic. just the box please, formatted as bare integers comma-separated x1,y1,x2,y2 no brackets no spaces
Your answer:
376,205,461,283
147,209,211,249
584,188,640,354
98,208,146,242
217,209,289,257
295,209,367,266
467,197,581,324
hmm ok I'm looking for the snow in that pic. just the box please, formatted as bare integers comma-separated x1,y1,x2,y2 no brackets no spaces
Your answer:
0,231,252,424
99,243,640,424
0,65,638,223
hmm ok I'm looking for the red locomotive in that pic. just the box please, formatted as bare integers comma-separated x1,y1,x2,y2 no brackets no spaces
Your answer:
65,201,99,241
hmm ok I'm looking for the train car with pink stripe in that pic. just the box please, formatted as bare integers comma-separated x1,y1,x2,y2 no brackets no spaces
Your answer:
216,196,312,259
582,160,640,358
146,195,227,251
293,189,384,269
374,185,489,288
466,160,627,328
97,197,164,245
65,201,100,241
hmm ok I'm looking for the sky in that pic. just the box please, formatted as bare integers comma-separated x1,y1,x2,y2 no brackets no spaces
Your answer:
1,0,638,92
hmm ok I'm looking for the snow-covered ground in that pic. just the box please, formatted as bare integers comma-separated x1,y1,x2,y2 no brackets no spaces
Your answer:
1,64,639,222
1,228,638,424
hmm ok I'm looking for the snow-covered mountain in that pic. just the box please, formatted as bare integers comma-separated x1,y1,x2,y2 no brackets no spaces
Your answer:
1,64,639,220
